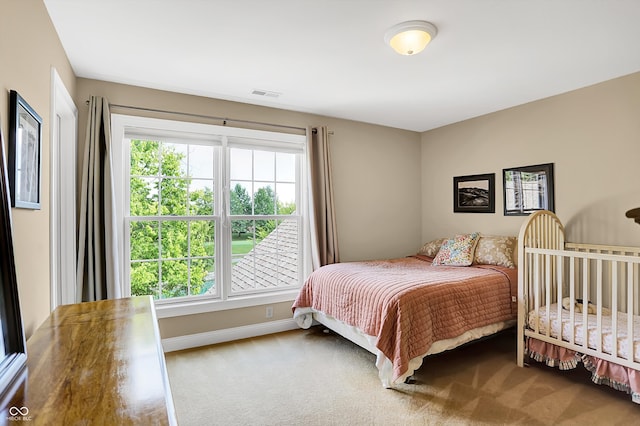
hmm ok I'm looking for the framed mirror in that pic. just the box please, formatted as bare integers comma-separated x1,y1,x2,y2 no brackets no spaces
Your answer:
502,163,555,216
0,115,27,401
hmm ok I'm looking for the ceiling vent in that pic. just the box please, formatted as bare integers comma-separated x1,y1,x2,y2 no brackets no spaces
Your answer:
251,89,281,98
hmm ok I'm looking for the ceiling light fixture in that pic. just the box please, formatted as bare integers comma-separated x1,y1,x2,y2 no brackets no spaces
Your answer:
384,20,437,56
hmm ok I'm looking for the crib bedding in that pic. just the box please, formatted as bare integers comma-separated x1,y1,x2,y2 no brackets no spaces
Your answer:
527,304,640,363
292,255,517,384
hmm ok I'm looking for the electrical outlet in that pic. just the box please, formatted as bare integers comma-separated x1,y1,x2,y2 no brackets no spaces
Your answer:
265,306,273,319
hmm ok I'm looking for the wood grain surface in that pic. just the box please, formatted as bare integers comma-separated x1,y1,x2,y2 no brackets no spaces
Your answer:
1,296,176,425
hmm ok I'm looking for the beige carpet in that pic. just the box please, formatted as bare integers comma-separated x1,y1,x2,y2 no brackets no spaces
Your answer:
165,327,640,425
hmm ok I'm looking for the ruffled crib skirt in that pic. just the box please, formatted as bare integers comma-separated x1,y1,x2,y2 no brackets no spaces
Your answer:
527,338,640,404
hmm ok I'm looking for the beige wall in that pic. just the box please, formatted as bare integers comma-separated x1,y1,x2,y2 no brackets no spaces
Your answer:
75,78,422,338
6,0,639,342
0,0,76,337
421,72,640,247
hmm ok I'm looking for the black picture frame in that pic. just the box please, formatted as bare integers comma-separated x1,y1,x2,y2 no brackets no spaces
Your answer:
8,90,42,210
453,173,495,213
0,115,28,401
503,163,555,216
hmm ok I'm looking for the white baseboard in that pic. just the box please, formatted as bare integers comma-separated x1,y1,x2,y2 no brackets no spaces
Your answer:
162,318,300,353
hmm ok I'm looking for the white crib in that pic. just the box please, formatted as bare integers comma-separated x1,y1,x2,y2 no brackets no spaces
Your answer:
517,210,640,403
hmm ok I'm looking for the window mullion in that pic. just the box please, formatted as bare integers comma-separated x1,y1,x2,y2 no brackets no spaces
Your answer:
219,137,231,301
158,220,163,300
187,221,191,297
123,216,132,298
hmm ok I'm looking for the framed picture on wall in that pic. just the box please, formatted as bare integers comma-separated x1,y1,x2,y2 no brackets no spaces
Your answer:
503,163,555,216
453,173,495,213
8,90,42,209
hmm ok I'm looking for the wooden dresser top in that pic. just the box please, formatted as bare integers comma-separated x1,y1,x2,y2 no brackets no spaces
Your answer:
2,296,176,425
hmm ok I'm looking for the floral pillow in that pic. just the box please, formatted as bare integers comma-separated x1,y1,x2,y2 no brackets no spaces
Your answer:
432,232,480,266
417,238,447,257
473,235,517,268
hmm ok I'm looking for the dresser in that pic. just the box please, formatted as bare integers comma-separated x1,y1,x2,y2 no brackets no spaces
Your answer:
2,296,177,425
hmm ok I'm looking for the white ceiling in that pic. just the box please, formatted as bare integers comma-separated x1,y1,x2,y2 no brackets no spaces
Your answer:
44,0,640,132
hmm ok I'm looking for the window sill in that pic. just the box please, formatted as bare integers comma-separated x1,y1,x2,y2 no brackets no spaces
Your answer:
154,290,300,319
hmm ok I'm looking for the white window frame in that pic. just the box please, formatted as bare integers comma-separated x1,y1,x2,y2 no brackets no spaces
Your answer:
111,114,309,318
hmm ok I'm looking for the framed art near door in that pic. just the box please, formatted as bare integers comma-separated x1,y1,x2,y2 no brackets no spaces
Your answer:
8,90,42,209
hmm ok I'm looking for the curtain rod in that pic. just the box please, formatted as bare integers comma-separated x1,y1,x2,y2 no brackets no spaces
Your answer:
85,100,307,133
311,128,334,135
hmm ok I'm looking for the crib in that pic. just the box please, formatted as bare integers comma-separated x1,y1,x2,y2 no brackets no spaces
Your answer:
517,210,640,403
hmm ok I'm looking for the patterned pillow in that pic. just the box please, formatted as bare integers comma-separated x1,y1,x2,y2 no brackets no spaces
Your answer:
473,235,517,268
432,233,480,266
417,238,447,257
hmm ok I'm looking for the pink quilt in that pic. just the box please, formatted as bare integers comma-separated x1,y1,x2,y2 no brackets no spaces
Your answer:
292,256,517,381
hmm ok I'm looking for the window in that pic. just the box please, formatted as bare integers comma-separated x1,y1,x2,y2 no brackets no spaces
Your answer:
128,139,218,299
229,147,301,295
111,115,307,313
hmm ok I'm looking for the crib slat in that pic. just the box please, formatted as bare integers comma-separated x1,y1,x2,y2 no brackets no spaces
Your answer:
632,263,636,361
596,259,603,353
569,256,576,345
533,251,540,333
612,262,618,358
545,254,551,338
556,254,563,342
582,258,589,350
635,263,640,318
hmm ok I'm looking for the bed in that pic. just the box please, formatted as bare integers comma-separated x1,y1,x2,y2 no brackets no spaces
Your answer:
517,210,640,403
292,233,518,388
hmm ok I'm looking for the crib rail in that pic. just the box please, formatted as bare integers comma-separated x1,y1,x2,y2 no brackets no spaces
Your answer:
565,243,640,257
516,210,640,370
522,245,640,370
565,243,640,315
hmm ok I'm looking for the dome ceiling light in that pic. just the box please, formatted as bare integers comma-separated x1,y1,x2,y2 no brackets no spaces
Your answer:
384,20,438,56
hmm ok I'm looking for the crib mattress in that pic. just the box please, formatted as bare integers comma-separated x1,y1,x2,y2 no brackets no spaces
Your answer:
528,304,640,363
